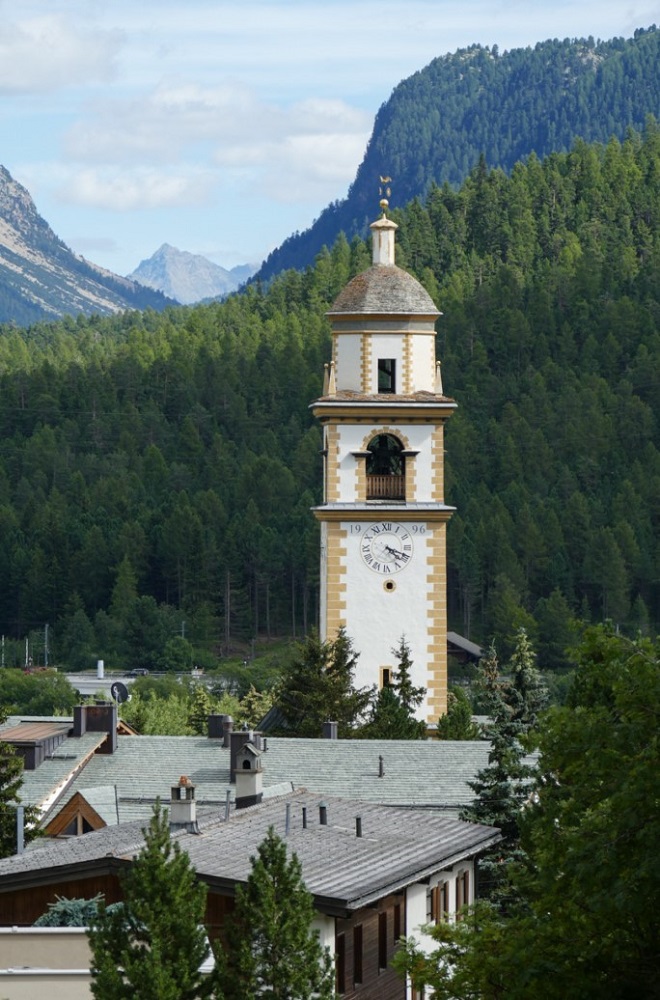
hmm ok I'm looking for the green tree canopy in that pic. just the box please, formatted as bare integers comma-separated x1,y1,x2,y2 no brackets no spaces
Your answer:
275,628,372,737
221,826,334,1000
88,802,222,999
395,625,660,999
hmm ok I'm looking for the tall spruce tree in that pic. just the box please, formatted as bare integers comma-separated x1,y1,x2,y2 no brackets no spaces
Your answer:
362,636,427,739
221,826,335,1000
88,803,222,999
275,628,372,737
460,637,539,909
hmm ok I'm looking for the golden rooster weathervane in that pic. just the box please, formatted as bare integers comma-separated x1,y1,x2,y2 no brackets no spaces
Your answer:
379,175,392,215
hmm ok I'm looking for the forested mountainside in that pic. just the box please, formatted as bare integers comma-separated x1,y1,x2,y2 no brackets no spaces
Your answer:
257,27,660,281
0,129,658,673
0,166,175,325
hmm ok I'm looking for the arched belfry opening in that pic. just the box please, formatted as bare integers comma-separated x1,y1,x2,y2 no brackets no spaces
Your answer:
366,434,405,500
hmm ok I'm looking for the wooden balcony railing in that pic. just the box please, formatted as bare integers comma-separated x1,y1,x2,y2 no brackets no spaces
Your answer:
366,474,405,500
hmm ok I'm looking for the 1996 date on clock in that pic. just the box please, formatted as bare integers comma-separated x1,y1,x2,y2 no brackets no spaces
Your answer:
350,521,425,574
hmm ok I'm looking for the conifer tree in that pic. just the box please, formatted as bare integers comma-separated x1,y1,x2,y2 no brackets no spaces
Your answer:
0,706,38,858
362,636,426,739
187,683,215,735
221,826,335,1000
275,628,372,737
460,639,538,909
88,803,222,999
436,686,480,740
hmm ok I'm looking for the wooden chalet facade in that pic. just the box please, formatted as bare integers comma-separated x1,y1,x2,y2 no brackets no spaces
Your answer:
0,789,499,999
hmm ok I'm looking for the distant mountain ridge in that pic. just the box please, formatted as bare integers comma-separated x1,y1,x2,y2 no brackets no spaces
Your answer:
0,166,175,326
128,244,257,305
255,27,660,281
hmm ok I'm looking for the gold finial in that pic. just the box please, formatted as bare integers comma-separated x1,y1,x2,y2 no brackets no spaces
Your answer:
379,175,392,215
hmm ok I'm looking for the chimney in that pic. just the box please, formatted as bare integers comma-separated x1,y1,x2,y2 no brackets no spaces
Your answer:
208,714,226,739
378,755,384,778
75,702,117,753
170,776,197,832
73,705,87,737
234,740,263,810
223,716,233,748
230,729,253,782
323,721,338,740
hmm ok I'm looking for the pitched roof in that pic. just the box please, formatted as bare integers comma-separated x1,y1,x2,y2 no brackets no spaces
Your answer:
35,734,496,828
0,791,500,915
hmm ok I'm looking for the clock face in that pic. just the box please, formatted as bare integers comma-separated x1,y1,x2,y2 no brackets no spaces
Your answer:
359,521,414,574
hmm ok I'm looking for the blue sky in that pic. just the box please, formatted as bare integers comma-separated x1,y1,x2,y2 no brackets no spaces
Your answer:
0,1,655,275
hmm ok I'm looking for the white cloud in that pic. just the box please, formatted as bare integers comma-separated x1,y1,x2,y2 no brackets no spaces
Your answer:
58,80,371,210
0,14,122,94
56,168,214,211
64,82,371,161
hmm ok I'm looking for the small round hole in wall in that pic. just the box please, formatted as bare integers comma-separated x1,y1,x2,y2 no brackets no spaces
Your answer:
383,580,396,593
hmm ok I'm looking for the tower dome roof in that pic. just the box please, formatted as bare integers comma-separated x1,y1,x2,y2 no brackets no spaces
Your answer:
328,264,439,317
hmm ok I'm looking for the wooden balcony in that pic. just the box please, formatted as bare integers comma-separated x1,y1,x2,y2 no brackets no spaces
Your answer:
366,474,405,501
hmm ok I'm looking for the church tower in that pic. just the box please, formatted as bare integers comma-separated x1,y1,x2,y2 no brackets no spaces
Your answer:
311,206,456,722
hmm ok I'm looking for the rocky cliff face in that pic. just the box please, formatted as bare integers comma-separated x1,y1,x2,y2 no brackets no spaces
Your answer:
0,166,174,326
128,243,257,305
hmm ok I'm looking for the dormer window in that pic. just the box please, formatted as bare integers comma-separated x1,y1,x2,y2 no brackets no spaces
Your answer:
378,358,396,393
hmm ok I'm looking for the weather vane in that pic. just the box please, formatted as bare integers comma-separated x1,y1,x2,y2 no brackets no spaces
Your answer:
379,175,392,214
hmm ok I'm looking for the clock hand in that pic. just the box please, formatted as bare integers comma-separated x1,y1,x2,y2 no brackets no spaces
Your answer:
385,544,406,560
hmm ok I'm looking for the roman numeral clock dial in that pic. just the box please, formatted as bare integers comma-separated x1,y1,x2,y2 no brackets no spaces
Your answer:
356,521,415,574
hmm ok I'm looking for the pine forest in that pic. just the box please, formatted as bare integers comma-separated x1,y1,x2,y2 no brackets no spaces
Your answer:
0,126,659,673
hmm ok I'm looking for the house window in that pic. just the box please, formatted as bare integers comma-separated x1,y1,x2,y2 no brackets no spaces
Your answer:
336,933,345,995
456,869,470,918
429,881,449,924
378,911,388,970
393,902,401,942
353,925,363,985
378,358,396,393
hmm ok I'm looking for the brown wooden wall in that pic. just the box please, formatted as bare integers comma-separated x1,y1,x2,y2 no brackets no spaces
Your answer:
335,892,406,1000
0,873,406,999
0,874,124,925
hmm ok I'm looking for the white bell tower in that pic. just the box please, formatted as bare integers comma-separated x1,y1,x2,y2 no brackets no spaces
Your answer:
311,207,456,721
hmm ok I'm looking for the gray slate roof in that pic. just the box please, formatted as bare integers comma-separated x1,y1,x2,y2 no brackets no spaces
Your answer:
0,791,500,914
328,265,439,316
34,733,495,828
11,731,107,812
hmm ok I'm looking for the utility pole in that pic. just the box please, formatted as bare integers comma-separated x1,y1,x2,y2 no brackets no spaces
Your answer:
44,623,49,667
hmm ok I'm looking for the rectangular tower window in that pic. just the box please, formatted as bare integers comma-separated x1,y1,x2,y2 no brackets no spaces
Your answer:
380,666,393,688
378,358,396,393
